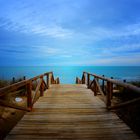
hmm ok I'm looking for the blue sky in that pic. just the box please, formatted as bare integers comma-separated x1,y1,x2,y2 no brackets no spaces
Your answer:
0,0,140,66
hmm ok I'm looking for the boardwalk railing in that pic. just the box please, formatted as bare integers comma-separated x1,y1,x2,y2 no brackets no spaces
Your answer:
76,72,140,109
0,72,59,111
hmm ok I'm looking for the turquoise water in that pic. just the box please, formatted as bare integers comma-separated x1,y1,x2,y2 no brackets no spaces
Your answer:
0,66,140,83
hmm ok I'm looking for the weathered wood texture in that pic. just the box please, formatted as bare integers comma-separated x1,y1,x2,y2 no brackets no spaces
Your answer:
6,84,139,140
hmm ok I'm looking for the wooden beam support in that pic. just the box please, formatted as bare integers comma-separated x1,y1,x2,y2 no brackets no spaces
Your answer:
94,78,106,101
89,79,94,89
43,79,47,90
32,78,43,104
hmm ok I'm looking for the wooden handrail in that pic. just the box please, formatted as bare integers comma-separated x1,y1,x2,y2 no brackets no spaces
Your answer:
76,72,140,109
0,72,53,96
0,71,59,111
84,72,140,94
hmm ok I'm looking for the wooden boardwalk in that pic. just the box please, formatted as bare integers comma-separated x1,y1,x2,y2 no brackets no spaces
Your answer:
6,84,139,140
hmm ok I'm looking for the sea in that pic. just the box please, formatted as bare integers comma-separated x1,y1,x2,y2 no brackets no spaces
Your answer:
0,66,140,84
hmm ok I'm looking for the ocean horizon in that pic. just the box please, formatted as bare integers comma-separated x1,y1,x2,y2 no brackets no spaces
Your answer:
0,66,140,84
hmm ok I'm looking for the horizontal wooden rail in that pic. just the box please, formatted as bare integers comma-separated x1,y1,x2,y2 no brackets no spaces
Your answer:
0,100,31,112
0,80,28,97
108,97,140,110
76,72,140,109
0,71,59,111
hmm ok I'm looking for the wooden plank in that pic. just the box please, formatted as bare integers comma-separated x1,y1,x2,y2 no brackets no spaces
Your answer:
6,84,139,140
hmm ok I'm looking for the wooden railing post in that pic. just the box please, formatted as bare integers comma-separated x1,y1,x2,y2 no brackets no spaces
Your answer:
106,81,113,108
102,75,105,92
93,79,97,96
94,77,99,96
51,73,54,84
27,81,32,110
110,77,113,99
57,78,60,84
82,72,86,84
46,74,49,89
40,77,44,96
123,79,126,94
87,73,90,88
12,77,15,84
76,77,78,84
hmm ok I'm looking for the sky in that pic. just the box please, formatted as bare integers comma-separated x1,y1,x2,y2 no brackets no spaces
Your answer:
0,0,140,66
